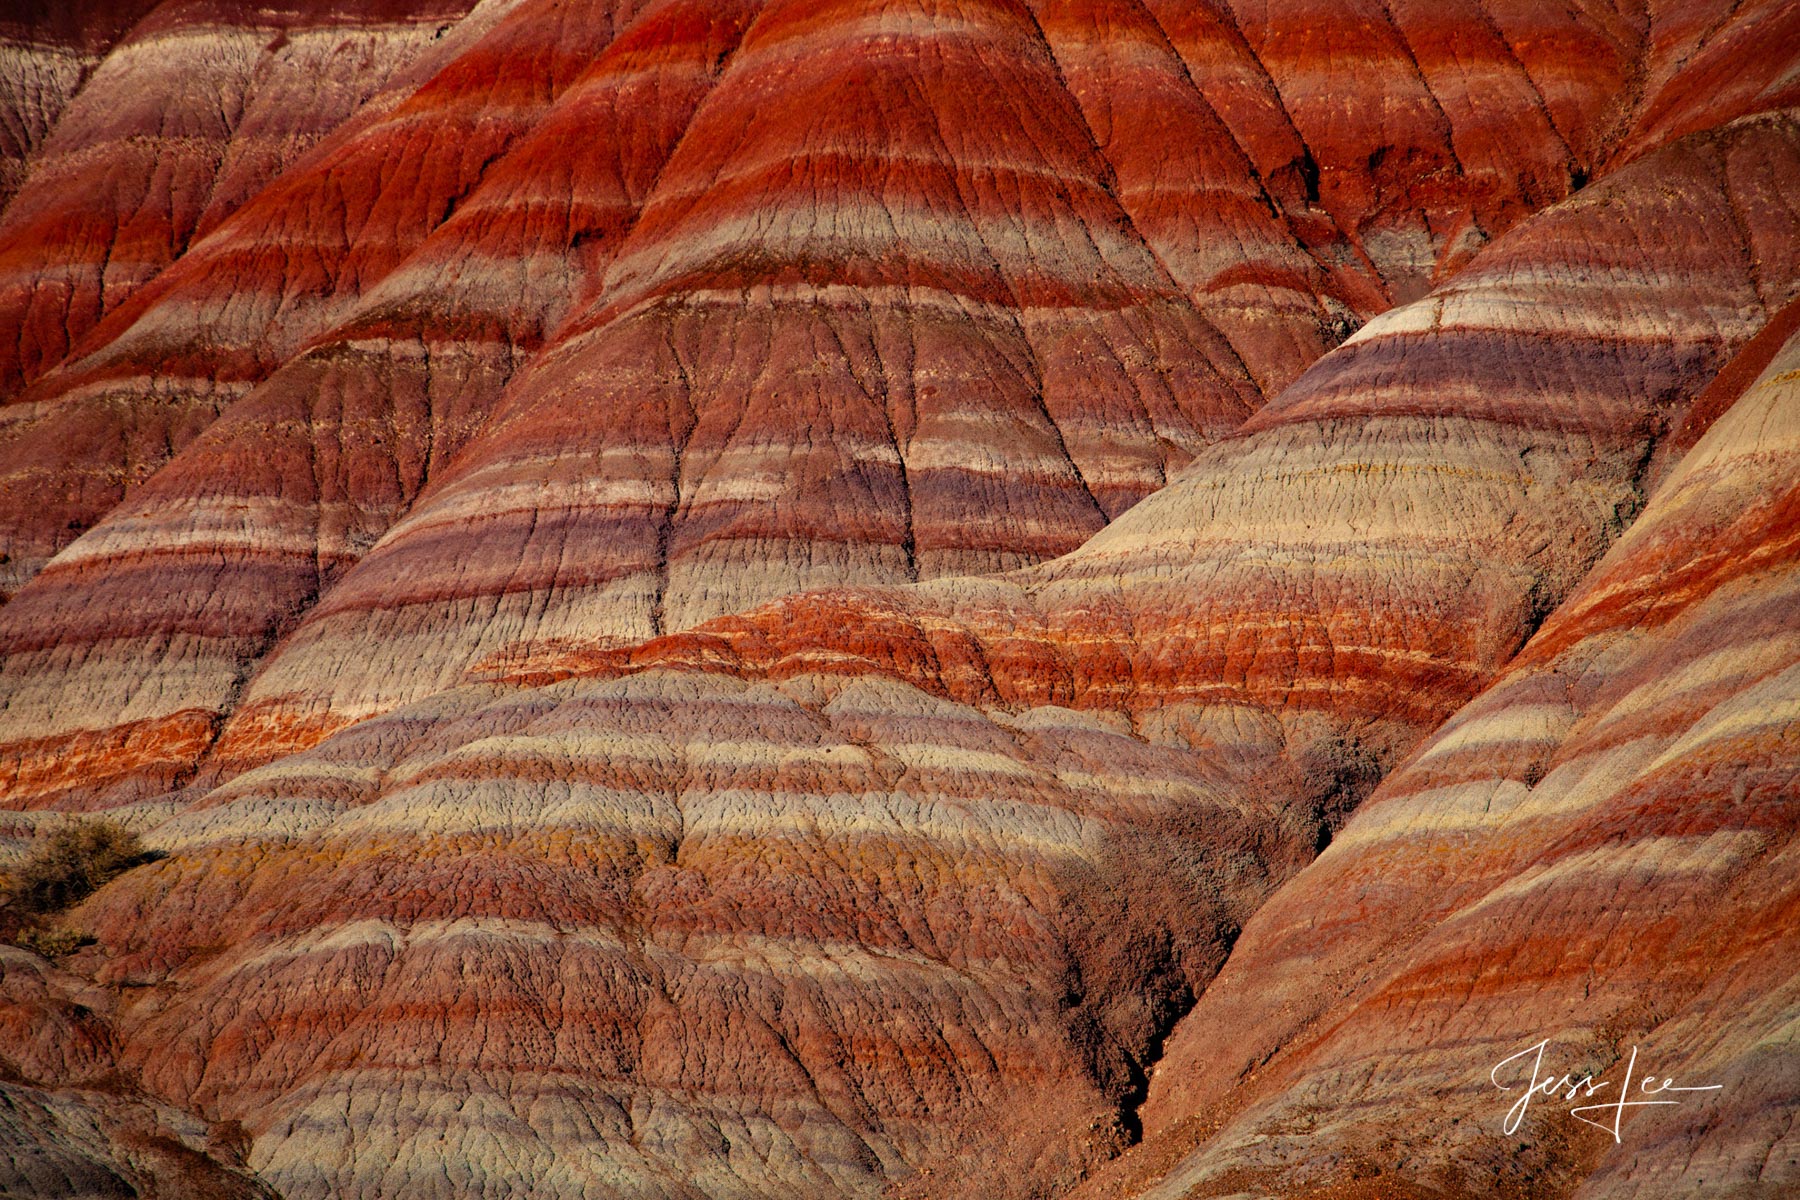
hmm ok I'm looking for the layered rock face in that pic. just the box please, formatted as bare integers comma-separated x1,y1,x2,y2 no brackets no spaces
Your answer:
0,944,277,1198
1,2,1798,1198
0,0,486,403
1081,308,1800,1200
10,0,1756,807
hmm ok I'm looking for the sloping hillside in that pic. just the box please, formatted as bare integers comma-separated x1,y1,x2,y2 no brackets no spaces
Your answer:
1,2,1797,1197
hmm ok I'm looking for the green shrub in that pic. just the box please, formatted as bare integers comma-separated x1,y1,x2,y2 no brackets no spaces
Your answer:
4,818,151,916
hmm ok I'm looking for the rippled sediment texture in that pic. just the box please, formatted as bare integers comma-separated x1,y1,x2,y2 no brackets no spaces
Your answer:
1,0,1798,1196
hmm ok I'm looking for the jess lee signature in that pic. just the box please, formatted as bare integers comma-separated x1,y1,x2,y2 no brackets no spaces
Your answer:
1490,1040,1722,1142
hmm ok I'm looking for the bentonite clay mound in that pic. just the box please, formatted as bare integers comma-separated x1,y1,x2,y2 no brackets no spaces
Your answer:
1,1,1797,1198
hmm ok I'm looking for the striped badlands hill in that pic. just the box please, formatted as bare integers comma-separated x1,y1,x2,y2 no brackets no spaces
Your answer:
0,0,484,404
31,107,1799,1196
1075,308,1800,1200
1,1,1798,1199
5,0,1798,815
0,0,612,601
0,1,156,212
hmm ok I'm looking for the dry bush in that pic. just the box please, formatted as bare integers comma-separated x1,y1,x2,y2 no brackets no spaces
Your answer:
6,818,150,915
17,925,94,958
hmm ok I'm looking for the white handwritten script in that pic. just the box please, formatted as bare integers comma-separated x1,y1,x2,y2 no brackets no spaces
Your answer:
1490,1040,1722,1142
